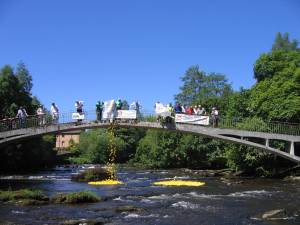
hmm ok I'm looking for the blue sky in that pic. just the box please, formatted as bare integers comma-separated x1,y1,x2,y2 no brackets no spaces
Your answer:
0,0,299,112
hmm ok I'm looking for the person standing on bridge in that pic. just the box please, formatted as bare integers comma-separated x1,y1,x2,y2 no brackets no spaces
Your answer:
198,105,206,116
51,103,59,124
116,99,123,110
75,100,84,122
96,100,104,122
180,104,186,113
167,103,174,114
186,106,193,115
211,107,219,128
174,103,182,114
75,100,84,114
36,105,45,126
16,106,28,128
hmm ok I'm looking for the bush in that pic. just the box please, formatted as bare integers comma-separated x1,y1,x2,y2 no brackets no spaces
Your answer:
134,130,226,169
223,143,276,176
68,129,126,164
237,117,269,132
51,191,100,204
0,189,48,202
71,168,111,182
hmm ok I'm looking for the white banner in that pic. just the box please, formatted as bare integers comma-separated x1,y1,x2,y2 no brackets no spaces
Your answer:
116,110,137,119
72,113,85,120
155,103,171,117
175,114,209,125
102,100,116,120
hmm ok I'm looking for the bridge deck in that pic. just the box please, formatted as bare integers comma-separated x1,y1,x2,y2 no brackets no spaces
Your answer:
1,121,300,163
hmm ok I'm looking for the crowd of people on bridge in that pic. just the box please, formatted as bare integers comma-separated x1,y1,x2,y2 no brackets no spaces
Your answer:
0,102,60,131
0,99,220,131
155,102,208,116
94,99,141,122
154,102,219,127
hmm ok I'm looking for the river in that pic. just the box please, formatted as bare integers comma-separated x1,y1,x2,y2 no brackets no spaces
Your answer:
0,165,299,225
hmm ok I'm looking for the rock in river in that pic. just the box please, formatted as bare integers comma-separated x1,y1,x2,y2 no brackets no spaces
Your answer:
261,209,287,220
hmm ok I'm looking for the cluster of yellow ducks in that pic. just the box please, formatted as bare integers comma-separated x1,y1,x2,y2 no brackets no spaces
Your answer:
88,179,205,187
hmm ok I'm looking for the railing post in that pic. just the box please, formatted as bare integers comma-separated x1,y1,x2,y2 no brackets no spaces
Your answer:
290,141,295,156
265,139,269,148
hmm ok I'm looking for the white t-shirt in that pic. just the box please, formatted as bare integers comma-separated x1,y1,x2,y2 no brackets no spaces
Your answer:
75,101,83,110
36,107,44,115
51,105,59,114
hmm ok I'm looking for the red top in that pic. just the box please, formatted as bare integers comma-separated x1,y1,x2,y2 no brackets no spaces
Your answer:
186,107,193,115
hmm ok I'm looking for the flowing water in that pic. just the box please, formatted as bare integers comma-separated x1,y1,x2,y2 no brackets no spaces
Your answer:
0,165,300,225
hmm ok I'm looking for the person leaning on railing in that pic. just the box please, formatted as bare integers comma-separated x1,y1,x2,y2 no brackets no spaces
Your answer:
186,106,194,115
51,103,59,124
211,107,219,128
36,105,46,126
96,100,104,122
16,106,28,128
198,105,206,116
174,103,182,114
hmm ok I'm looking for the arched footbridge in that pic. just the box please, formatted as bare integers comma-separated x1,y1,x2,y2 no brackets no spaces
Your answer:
1,112,300,163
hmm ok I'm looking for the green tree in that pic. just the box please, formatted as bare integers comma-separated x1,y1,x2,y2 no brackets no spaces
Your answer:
15,62,33,94
224,144,272,175
134,130,183,168
251,50,300,122
134,129,226,169
0,65,21,116
69,129,127,164
0,64,38,116
114,128,146,161
178,135,225,169
225,88,251,118
254,50,300,82
174,65,232,110
31,96,42,110
272,32,298,52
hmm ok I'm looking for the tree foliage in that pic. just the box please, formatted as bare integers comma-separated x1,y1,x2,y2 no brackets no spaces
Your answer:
225,87,251,118
174,65,232,110
0,65,20,116
134,130,226,169
114,127,146,161
0,135,56,172
251,50,300,122
254,50,300,82
15,62,33,94
0,63,38,117
69,128,147,164
272,32,299,52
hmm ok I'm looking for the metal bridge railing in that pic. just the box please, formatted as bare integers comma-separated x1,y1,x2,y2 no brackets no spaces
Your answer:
0,115,54,132
1,110,300,136
218,117,300,136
